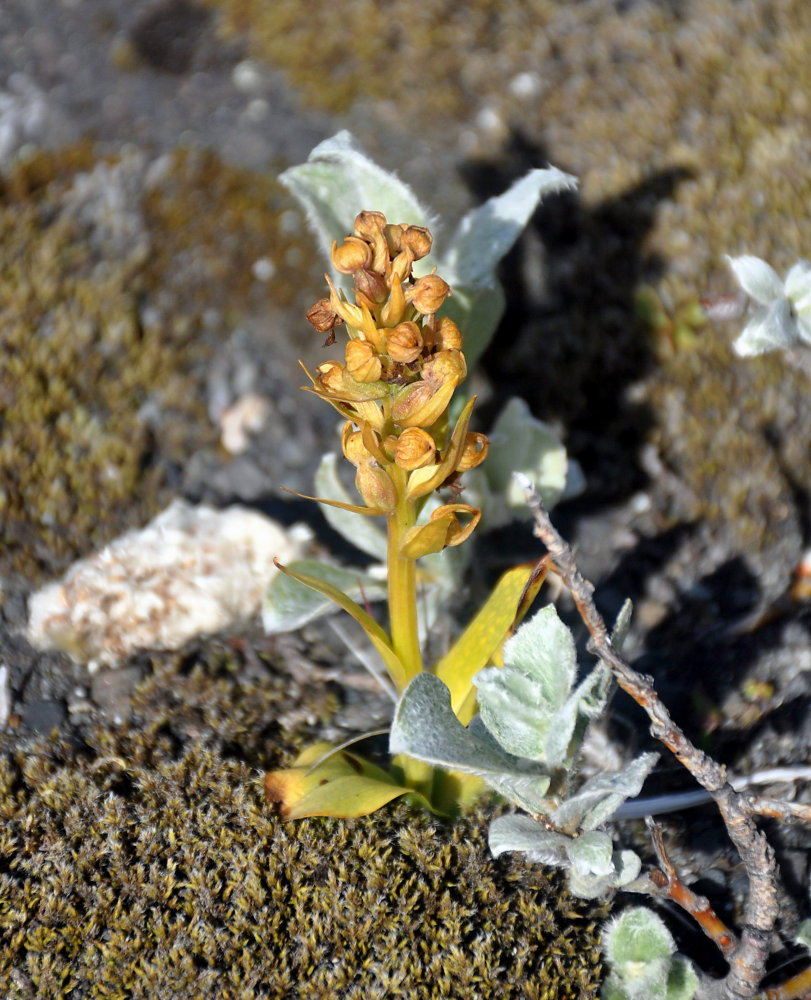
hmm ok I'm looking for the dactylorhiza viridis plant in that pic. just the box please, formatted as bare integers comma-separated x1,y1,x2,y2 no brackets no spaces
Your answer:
264,133,581,819
264,209,551,818
264,133,582,645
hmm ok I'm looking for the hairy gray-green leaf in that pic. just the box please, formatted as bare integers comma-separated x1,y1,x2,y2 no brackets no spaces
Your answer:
442,167,577,288
566,830,614,877
314,453,388,561
550,752,658,833
442,283,506,376
604,907,676,966
488,814,570,867
611,598,634,650
474,604,577,761
389,672,554,814
279,131,432,271
664,958,700,1000
474,397,573,523
262,559,386,633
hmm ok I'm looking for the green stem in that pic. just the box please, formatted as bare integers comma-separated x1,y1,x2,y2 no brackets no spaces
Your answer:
387,477,431,795
387,489,422,684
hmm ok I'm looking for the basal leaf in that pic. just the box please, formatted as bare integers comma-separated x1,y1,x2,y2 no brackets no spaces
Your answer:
265,742,424,819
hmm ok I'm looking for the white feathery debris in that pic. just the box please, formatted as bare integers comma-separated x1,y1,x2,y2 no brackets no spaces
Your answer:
27,500,311,672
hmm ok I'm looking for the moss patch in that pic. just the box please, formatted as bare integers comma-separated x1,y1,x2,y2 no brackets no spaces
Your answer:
0,652,606,1000
0,145,309,582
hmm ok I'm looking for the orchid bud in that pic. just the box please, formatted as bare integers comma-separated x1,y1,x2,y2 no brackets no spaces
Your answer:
386,322,423,364
355,460,397,511
394,427,436,471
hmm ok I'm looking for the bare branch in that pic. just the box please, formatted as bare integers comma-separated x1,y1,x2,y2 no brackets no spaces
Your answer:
514,474,781,1000
646,818,738,958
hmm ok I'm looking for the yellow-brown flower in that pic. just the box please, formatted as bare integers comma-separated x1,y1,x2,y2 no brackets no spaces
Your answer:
394,428,436,471
407,274,450,315
345,339,382,383
355,460,397,511
332,236,373,274
386,322,423,364
391,350,466,428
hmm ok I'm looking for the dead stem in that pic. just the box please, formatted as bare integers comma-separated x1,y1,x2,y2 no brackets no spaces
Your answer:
513,473,797,1000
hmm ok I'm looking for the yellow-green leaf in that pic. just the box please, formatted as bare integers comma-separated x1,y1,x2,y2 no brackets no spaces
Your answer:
274,561,408,690
265,743,428,819
433,562,546,723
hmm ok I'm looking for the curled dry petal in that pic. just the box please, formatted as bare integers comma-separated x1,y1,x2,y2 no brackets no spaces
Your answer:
394,427,436,471
306,297,341,334
399,503,481,558
456,431,489,471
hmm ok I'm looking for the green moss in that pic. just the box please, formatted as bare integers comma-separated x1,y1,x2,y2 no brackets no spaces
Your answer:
0,145,312,582
0,652,606,1000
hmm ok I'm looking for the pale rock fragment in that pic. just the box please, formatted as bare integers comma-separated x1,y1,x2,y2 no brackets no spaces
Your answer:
27,500,310,671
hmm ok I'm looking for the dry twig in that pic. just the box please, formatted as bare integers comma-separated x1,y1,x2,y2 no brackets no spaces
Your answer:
514,474,811,1000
